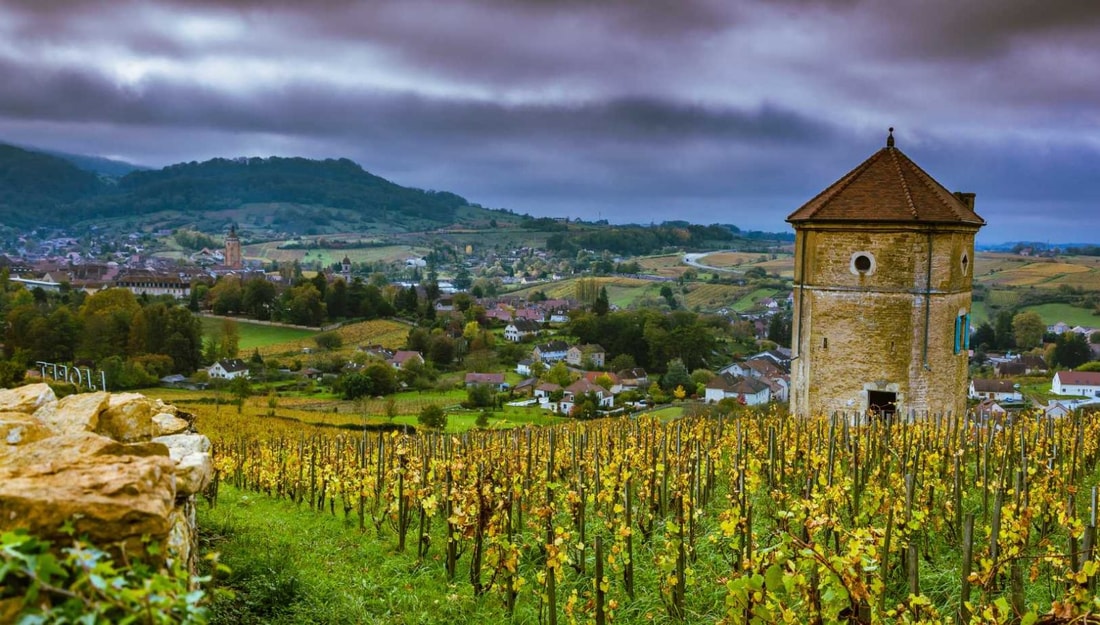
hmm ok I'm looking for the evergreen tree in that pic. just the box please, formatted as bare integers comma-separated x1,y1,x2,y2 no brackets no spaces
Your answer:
661,358,692,393
593,286,610,315
1053,332,1091,369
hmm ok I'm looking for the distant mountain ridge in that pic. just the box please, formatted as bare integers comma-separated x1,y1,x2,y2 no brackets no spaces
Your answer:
0,143,480,230
34,147,147,178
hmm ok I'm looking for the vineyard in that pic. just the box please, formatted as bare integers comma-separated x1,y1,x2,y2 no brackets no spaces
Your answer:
206,409,1100,623
255,318,410,358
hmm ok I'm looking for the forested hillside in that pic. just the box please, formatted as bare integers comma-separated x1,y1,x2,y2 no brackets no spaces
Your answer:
0,144,104,222
0,144,476,229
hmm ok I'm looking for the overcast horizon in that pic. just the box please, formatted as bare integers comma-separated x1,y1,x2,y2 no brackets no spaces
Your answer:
1,1,1097,244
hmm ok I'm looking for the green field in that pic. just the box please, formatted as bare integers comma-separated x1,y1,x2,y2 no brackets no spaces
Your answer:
731,288,777,312
970,300,990,326
1018,302,1100,327
199,485,524,624
200,316,318,350
241,242,425,266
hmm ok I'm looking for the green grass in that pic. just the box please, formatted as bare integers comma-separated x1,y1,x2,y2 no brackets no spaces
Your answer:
389,407,565,432
970,300,990,326
646,405,685,421
201,485,510,624
1018,302,1100,327
201,316,319,350
199,483,676,624
731,288,776,312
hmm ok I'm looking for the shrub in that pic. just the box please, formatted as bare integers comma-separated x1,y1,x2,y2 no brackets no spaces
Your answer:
418,404,447,430
0,528,215,623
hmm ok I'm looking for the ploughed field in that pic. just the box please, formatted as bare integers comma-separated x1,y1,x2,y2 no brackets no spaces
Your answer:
196,409,1100,624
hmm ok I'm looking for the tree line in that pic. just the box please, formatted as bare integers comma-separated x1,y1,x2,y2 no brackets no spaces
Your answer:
1,274,202,388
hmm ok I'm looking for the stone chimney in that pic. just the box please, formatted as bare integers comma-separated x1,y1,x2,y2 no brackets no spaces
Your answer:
954,191,976,211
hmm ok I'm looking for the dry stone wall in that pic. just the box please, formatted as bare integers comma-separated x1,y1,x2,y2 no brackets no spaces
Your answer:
0,383,211,574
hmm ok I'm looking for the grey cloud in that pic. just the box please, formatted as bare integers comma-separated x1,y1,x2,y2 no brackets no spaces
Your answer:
0,0,1096,243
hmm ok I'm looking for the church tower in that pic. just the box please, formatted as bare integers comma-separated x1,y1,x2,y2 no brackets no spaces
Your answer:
225,225,242,270
787,130,985,418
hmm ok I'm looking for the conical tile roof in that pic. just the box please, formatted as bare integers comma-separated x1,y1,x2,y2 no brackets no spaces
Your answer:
787,134,984,226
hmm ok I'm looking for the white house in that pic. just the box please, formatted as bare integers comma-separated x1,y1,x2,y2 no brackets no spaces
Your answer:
516,358,535,376
1044,401,1073,418
387,350,424,370
533,383,562,411
975,399,1007,422
559,378,613,414
704,373,771,405
1048,322,1071,335
968,379,1023,402
208,359,250,380
532,340,569,363
504,319,540,342
566,344,606,368
1051,371,1100,397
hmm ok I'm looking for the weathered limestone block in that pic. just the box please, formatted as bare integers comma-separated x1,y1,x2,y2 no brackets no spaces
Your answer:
0,432,176,559
0,383,57,414
97,393,157,442
0,412,54,446
166,498,198,574
152,412,190,436
32,391,109,435
153,399,178,417
153,434,213,496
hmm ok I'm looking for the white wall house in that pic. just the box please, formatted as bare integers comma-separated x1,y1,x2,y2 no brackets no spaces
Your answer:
968,379,1023,402
504,319,540,342
559,379,613,414
1051,371,1100,397
704,373,771,405
208,359,250,380
533,341,569,363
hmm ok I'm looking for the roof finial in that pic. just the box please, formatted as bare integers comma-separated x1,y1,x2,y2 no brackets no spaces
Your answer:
886,127,895,148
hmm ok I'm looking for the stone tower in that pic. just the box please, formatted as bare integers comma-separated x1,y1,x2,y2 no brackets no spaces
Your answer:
787,130,984,418
224,225,242,270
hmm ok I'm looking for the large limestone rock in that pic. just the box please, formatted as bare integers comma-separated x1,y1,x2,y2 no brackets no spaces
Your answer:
153,434,213,496
0,432,176,558
97,393,157,442
1,386,206,574
1,412,54,446
152,412,190,436
166,499,198,573
0,383,57,414
32,391,109,435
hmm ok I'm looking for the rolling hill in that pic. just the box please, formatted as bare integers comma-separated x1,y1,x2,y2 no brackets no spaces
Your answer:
0,143,494,232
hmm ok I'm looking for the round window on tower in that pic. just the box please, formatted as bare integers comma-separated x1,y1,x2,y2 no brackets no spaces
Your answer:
850,251,876,276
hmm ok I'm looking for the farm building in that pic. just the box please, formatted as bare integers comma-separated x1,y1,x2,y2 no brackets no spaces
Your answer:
968,379,1022,402
464,372,508,391
208,359,250,380
787,130,984,417
704,373,771,405
1051,371,1100,398
504,319,541,342
559,379,613,414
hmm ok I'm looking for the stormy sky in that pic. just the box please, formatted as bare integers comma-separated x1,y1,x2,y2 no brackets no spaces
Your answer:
1,1,1097,243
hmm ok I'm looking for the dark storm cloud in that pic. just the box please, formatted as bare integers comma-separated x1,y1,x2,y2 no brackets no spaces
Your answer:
0,54,834,149
0,0,1096,242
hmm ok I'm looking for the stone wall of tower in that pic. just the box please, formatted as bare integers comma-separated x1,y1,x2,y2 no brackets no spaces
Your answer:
225,236,242,270
790,225,977,417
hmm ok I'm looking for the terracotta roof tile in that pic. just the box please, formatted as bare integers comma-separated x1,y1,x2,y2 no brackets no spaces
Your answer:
787,141,984,226
1055,371,1100,386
